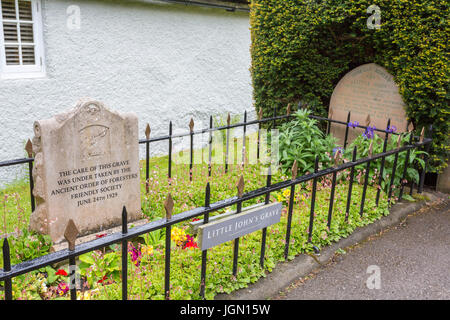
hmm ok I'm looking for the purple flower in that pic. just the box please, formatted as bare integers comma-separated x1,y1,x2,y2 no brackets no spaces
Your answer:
128,243,141,266
387,125,397,133
363,126,376,139
347,121,359,129
332,147,343,155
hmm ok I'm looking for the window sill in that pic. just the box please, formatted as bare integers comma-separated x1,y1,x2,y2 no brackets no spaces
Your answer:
1,71,47,80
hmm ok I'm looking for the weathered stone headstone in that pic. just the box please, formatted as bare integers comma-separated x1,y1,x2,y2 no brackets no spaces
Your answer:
329,63,408,145
30,98,141,243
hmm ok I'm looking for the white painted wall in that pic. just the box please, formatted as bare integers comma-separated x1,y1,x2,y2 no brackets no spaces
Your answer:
0,0,253,186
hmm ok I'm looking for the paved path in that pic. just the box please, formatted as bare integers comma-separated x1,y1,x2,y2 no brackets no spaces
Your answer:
274,198,450,300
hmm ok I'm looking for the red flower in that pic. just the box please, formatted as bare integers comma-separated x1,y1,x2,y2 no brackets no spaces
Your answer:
96,233,107,239
184,241,198,249
97,275,108,284
192,218,200,222
55,269,68,276
183,235,199,249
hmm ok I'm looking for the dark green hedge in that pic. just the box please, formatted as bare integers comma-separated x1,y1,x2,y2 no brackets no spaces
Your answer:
250,0,449,172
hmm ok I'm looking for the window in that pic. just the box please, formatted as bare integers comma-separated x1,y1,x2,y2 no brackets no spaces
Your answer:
0,0,45,79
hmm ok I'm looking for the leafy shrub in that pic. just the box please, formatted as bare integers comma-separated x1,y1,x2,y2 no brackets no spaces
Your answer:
250,0,449,173
278,109,337,175
343,131,426,194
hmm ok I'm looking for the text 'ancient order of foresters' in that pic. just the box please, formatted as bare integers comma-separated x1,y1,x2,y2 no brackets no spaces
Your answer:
30,99,142,243
51,160,138,208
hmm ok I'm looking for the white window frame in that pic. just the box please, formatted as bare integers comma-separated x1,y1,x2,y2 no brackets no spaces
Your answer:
0,0,45,80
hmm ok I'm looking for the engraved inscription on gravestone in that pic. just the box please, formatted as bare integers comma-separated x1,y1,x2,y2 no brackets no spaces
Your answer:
30,99,141,243
329,63,408,144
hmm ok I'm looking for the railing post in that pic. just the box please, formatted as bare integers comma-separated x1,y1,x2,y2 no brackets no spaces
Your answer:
257,108,262,162
2,238,12,300
199,183,210,299
168,121,173,181
343,111,351,149
208,116,213,177
345,147,357,222
418,125,432,194
225,113,231,174
307,156,319,243
327,108,333,136
327,150,340,228
259,165,271,268
121,206,128,300
359,142,373,216
399,131,414,201
189,118,194,182
25,139,35,213
164,194,174,300
242,111,247,167
145,124,151,194
284,161,298,260
376,119,391,205
64,219,79,301
232,176,244,276
388,135,402,204
272,106,276,130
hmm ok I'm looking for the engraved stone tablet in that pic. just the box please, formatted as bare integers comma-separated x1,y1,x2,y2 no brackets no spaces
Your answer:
30,98,141,243
329,63,408,144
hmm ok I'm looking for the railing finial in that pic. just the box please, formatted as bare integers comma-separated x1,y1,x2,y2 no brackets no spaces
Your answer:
189,118,195,133
164,193,174,220
25,139,33,158
237,175,245,198
334,149,341,165
64,219,79,251
291,160,298,181
365,114,371,127
420,127,425,143
407,121,414,133
368,140,373,157
145,123,151,140
397,134,402,148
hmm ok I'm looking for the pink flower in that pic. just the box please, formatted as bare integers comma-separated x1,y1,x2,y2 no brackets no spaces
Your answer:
57,282,69,296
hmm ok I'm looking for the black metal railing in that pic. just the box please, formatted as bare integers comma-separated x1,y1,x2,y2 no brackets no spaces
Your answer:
0,104,432,300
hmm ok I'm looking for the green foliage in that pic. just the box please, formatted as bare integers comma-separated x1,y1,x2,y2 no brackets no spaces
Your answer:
250,0,449,172
79,246,122,288
139,229,166,248
278,109,337,175
343,132,426,193
0,229,52,267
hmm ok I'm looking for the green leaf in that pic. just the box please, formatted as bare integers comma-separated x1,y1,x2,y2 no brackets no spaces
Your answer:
79,253,95,265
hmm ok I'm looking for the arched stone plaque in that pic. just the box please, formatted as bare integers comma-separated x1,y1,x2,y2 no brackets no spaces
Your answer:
329,63,408,145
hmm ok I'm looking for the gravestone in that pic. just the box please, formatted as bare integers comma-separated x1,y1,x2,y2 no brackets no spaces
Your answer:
30,98,141,243
329,63,408,145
